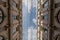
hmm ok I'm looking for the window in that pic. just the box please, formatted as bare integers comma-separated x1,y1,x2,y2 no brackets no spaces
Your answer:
12,15,17,20
42,14,48,21
43,1,48,8
44,15,48,21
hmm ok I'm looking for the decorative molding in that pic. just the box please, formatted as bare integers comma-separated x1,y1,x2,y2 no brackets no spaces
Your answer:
56,10,60,23
55,2,60,8
0,8,4,24
55,35,60,40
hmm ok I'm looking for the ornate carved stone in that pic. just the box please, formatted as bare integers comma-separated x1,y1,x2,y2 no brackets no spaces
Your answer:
56,10,60,23
0,8,4,24
55,35,60,40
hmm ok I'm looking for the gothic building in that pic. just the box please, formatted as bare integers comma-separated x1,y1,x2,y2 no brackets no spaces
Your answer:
0,0,60,40
38,0,60,40
0,0,22,40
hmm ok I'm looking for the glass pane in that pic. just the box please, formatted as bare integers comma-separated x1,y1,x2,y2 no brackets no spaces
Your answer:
22,0,38,40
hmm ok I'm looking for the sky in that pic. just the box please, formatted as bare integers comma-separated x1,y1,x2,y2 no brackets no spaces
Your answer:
22,0,37,40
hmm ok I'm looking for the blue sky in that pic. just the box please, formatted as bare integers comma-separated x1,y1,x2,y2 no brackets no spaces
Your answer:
22,0,37,40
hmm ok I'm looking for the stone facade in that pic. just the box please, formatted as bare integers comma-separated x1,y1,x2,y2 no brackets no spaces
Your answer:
38,0,60,40
1,0,60,40
41,0,49,40
50,0,60,40
0,0,22,40
0,0,9,40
